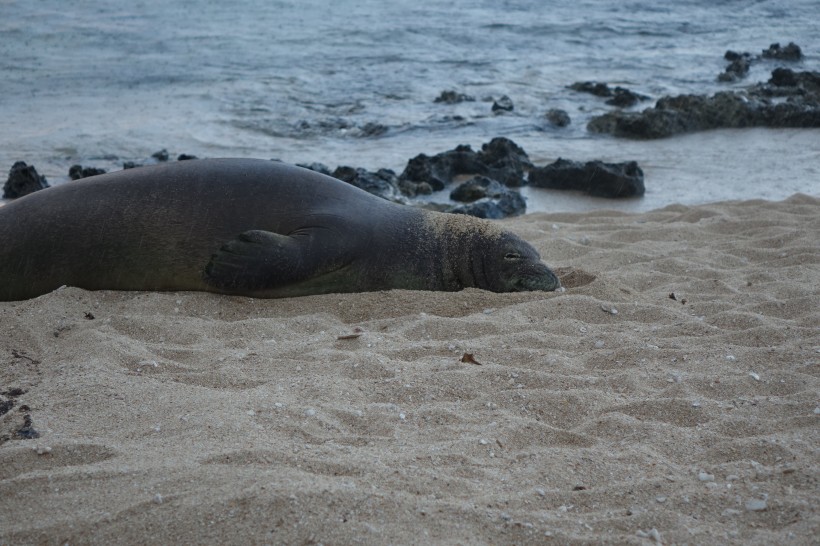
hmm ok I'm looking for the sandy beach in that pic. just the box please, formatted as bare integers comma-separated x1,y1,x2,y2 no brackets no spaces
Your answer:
1,194,818,544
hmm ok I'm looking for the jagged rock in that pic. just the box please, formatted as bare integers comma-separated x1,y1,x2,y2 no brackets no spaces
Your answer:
398,145,487,195
3,162,49,199
719,44,803,82
448,191,526,219
528,158,644,198
448,175,527,218
770,67,799,87
569,82,648,107
768,68,820,92
606,87,650,107
479,137,532,169
358,122,388,137
477,137,531,187
331,166,403,202
718,52,753,82
491,95,514,113
68,165,106,180
434,90,476,104
546,109,571,127
725,50,749,62
762,42,802,61
450,176,507,202
398,138,531,195
398,178,434,196
569,81,613,97
588,73,820,139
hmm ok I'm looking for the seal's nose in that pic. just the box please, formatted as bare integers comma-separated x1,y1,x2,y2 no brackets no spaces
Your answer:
515,262,561,292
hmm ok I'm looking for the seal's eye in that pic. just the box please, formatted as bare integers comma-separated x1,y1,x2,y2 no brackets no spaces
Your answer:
504,252,521,260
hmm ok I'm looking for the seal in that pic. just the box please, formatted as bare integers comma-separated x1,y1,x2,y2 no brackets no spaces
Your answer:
0,159,560,301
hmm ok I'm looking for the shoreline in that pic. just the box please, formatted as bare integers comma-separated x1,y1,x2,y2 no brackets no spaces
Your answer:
4,128,819,215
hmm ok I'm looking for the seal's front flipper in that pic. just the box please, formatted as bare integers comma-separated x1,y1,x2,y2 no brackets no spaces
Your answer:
203,230,327,292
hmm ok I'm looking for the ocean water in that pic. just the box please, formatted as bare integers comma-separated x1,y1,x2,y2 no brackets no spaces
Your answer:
1,0,818,212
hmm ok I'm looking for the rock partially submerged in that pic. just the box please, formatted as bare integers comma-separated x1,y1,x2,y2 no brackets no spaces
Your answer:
588,69,820,139
398,137,531,196
491,95,514,113
545,109,571,127
719,42,804,82
322,136,644,215
528,159,645,198
434,90,476,104
762,42,803,61
588,41,816,139
718,51,754,82
400,145,485,195
3,162,49,199
317,137,644,213
569,82,649,108
69,165,107,180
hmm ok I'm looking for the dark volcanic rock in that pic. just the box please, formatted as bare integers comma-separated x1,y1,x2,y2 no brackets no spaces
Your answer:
151,149,170,162
606,87,650,108
569,81,613,97
546,108,571,127
123,161,142,169
724,50,749,62
719,44,803,82
450,176,508,202
331,166,403,202
770,67,799,87
448,190,527,219
569,82,648,107
358,122,388,137
434,90,476,104
588,71,820,139
399,145,486,195
177,154,198,161
4,161,49,199
528,159,645,198
68,165,107,180
491,95,514,113
768,68,820,92
477,137,531,187
398,138,531,195
479,137,532,169
762,42,803,61
718,52,753,82
448,175,526,218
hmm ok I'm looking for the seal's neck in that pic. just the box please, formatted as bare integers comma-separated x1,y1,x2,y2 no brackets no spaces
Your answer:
430,213,505,291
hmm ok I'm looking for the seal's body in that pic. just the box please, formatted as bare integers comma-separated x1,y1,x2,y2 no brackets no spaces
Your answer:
0,159,559,301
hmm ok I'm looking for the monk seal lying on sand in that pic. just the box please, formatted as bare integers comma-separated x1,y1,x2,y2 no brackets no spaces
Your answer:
0,159,560,301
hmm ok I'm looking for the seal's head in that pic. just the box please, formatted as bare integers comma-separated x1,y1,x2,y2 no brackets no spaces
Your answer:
454,232,561,292
430,212,560,294
479,233,561,293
